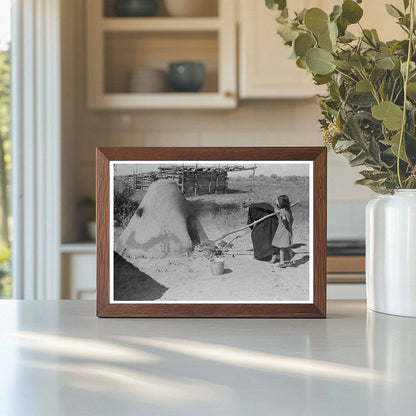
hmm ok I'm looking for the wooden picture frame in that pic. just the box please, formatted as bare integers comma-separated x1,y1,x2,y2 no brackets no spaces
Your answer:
97,147,327,318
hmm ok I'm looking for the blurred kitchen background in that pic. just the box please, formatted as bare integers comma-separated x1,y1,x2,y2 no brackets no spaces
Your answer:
2,0,403,300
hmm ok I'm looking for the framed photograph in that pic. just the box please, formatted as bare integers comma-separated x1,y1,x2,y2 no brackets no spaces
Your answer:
96,147,327,318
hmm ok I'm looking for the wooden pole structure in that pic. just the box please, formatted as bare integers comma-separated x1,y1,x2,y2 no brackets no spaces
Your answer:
181,165,185,193
215,165,219,194
210,201,300,243
194,164,198,196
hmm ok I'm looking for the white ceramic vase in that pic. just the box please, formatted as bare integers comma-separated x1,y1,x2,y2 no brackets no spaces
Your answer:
366,190,416,317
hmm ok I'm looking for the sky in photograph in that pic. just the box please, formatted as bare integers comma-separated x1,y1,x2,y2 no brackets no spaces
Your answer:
114,162,310,177
0,0,11,50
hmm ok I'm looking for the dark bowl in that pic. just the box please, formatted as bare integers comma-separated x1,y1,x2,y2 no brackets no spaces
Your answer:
168,62,205,93
114,0,158,17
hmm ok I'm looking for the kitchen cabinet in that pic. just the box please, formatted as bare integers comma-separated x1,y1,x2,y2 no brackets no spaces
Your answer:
239,0,325,99
61,244,96,300
87,0,405,107
86,0,237,109
238,0,404,99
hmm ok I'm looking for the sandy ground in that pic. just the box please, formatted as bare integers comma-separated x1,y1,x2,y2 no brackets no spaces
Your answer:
119,222,310,302
114,176,311,302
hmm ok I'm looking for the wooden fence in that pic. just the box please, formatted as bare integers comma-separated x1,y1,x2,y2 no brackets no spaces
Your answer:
115,165,256,196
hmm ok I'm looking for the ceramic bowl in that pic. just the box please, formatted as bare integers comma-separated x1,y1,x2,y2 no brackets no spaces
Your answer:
127,68,167,93
114,0,158,17
168,62,205,93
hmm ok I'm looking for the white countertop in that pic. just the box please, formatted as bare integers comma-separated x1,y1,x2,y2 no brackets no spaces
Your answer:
0,300,415,415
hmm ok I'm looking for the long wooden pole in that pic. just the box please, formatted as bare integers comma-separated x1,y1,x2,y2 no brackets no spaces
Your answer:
211,201,300,243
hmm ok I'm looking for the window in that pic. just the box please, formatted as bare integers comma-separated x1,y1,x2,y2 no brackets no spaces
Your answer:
0,0,11,298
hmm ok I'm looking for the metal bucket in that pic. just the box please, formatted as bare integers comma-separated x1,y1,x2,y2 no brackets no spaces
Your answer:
210,258,225,276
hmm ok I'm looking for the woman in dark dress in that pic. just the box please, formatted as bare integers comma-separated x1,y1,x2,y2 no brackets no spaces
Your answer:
247,202,279,261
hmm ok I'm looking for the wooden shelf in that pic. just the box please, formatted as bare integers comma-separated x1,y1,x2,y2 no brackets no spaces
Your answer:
86,0,237,110
327,256,365,274
327,274,365,283
101,17,221,32
61,242,96,253
327,255,366,283
89,92,235,110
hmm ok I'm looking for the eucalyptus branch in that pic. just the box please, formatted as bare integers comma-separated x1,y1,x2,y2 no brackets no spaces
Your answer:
267,0,416,193
397,0,415,188
358,22,378,49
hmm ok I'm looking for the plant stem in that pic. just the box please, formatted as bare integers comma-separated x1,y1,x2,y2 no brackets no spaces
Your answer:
390,79,398,101
397,0,415,188
334,68,357,83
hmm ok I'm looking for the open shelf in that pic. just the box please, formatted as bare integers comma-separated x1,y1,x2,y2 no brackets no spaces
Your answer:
101,17,221,32
86,0,237,109
104,31,219,94
90,92,235,109
103,0,219,18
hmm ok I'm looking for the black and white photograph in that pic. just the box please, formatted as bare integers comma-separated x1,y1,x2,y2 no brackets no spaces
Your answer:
110,161,313,303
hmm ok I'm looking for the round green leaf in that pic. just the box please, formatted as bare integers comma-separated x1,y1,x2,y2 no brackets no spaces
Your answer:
317,22,338,52
328,21,338,41
350,53,368,69
342,0,363,24
277,23,299,42
377,58,395,70
356,79,372,92
294,33,315,57
304,8,329,35
336,15,348,36
371,101,403,131
306,48,335,75
401,61,416,77
318,32,333,52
